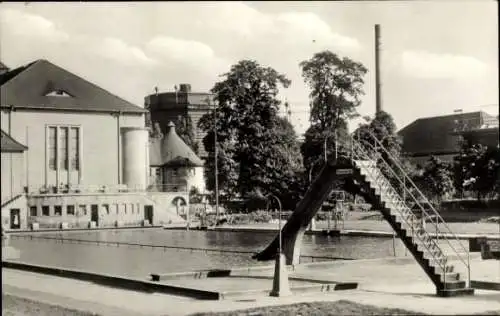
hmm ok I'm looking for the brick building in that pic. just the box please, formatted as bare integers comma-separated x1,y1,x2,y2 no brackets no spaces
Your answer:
399,111,499,166
145,84,213,159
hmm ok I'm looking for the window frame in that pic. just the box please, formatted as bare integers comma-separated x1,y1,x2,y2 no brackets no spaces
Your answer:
42,206,50,216
46,125,81,172
54,205,62,216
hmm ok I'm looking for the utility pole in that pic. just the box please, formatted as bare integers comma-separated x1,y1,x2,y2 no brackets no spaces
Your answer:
213,98,220,222
375,24,382,114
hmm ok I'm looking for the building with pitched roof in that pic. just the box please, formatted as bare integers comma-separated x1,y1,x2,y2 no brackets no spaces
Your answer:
1,59,149,191
399,111,499,166
149,121,205,194
1,59,186,230
1,130,29,229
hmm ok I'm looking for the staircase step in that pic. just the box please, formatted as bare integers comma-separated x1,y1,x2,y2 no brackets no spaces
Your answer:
436,287,474,297
432,264,454,274
439,272,460,282
441,280,466,290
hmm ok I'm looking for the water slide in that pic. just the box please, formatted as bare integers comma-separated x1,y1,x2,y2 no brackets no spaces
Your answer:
253,158,356,265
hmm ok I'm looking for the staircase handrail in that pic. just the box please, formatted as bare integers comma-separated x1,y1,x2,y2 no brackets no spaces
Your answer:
353,131,470,255
349,139,451,269
348,132,470,286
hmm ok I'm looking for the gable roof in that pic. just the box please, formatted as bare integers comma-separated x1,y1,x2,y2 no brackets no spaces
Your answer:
1,130,27,152
398,111,498,156
0,61,9,74
0,59,146,114
149,122,204,167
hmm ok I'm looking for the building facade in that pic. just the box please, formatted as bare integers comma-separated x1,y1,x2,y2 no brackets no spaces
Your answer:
145,84,213,159
1,60,186,230
1,130,28,230
399,111,499,166
149,121,205,195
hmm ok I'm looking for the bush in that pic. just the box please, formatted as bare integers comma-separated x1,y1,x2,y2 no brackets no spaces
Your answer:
228,210,273,225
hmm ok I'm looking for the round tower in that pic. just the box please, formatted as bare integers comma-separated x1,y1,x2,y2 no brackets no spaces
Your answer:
121,127,149,190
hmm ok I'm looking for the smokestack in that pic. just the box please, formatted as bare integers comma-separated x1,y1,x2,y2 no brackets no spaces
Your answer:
375,24,382,114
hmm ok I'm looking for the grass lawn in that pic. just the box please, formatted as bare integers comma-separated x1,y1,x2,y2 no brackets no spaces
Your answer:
189,300,500,316
189,300,427,316
1,294,99,316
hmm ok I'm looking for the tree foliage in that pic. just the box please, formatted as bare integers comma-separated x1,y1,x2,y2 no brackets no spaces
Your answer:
300,51,368,130
453,144,500,200
415,156,455,204
300,51,368,181
354,111,402,160
174,114,199,154
198,60,301,206
150,122,164,140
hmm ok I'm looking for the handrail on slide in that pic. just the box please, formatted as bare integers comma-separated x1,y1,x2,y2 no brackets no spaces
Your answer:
336,131,470,287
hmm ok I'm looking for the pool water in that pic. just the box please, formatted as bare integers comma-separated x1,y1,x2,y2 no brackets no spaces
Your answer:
8,228,449,278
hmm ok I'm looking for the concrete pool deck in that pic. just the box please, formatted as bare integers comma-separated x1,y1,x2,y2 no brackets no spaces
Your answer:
3,255,500,315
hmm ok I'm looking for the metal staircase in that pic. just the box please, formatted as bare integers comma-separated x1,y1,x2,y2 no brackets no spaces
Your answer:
343,132,473,297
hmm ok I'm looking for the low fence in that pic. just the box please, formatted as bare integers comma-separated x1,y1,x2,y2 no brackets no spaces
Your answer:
9,234,350,263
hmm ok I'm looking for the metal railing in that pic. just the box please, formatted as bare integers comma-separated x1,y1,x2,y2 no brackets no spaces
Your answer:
338,131,470,287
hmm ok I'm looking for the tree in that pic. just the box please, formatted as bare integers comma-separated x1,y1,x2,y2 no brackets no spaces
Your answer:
150,122,164,140
174,114,199,154
454,144,500,200
300,51,368,131
416,156,455,205
354,111,402,158
300,51,368,179
198,60,299,204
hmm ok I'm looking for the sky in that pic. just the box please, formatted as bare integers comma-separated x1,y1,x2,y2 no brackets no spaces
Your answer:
0,1,498,136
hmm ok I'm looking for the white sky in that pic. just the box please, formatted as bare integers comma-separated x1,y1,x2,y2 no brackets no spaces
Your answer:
1,1,498,135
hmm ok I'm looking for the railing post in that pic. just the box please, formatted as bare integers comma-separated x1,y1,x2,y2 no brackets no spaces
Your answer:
467,248,471,287
403,177,406,206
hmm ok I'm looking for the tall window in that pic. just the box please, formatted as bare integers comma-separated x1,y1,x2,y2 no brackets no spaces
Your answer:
48,127,57,170
70,127,79,170
59,127,68,170
48,126,80,171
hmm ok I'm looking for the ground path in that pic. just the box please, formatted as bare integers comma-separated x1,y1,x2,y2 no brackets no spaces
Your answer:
3,256,499,316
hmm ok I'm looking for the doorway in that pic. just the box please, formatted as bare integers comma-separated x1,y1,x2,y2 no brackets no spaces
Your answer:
10,209,21,229
144,205,153,225
91,205,99,226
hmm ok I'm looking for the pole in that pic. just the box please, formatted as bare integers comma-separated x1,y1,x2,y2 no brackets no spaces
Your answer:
375,24,382,114
324,137,327,162
334,129,338,160
278,197,282,255
392,232,396,257
214,100,220,222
